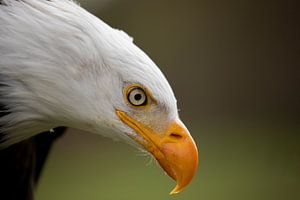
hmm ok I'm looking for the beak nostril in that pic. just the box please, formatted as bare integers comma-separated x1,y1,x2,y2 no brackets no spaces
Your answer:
169,133,183,139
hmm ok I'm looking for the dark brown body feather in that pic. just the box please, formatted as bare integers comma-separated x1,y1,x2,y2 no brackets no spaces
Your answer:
0,101,66,200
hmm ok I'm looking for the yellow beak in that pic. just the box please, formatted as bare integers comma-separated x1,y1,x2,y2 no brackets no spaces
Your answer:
116,110,198,194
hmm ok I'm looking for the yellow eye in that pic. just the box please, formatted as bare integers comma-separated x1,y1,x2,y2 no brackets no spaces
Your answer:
127,86,147,106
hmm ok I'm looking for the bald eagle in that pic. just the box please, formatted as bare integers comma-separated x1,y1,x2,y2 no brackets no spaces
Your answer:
0,0,198,199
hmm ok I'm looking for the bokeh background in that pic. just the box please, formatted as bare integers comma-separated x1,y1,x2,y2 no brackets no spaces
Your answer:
36,0,300,200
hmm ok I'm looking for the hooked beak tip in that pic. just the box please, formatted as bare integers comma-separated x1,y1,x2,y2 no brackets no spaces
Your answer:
116,110,198,194
157,119,199,194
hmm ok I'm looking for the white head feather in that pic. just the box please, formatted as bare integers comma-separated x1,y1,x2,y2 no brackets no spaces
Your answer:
0,0,178,147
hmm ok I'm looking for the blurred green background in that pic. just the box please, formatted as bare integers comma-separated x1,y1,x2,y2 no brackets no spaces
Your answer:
36,0,300,200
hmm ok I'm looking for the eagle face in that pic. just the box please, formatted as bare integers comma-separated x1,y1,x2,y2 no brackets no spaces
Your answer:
90,33,199,194
0,0,198,194
115,83,198,194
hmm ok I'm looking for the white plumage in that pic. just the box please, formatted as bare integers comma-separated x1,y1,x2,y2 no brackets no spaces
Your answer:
0,1,198,194
0,0,177,147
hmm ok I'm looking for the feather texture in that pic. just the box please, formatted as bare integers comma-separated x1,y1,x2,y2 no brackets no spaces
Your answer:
0,0,177,147
0,126,66,200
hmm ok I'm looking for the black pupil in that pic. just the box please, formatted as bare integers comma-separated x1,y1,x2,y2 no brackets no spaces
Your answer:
134,93,142,101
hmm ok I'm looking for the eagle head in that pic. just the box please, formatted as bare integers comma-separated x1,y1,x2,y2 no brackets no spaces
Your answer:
0,0,198,194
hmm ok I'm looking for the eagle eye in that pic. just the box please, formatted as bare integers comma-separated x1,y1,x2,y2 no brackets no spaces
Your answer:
126,86,148,106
